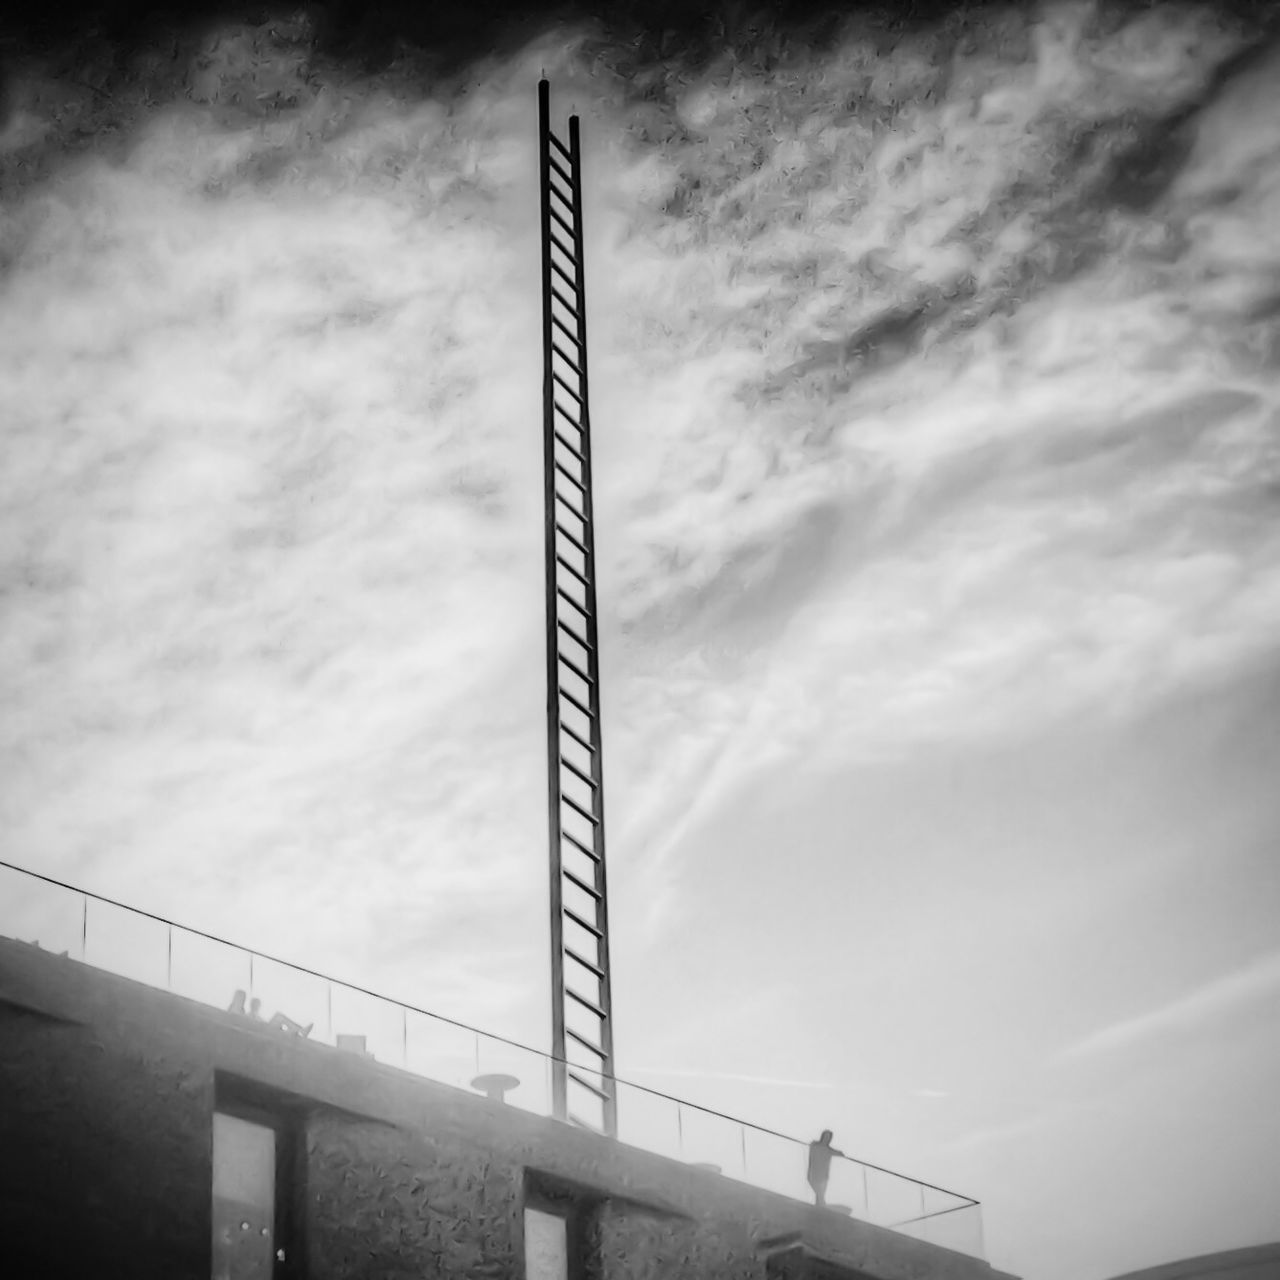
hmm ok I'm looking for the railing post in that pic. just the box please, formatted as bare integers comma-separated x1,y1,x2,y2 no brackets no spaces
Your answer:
81,894,87,961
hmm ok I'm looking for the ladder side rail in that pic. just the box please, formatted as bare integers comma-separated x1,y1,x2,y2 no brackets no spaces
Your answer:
568,109,617,1138
538,77,570,1126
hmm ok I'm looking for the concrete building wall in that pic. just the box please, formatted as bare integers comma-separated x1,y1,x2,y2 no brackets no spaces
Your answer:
305,1108,522,1280
592,1197,761,1280
1,936,1014,1280
1,998,213,1278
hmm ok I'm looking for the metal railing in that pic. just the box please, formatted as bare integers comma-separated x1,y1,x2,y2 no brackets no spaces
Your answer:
0,858,983,1256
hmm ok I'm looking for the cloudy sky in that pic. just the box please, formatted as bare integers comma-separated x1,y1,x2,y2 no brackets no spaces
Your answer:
2,0,1279,1275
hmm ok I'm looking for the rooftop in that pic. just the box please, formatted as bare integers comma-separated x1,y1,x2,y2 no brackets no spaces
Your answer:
0,855,983,1258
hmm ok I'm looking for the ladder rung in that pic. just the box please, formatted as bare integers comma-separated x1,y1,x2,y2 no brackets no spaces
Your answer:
558,718,594,755
552,311,581,347
561,792,599,826
566,985,606,1018
554,460,585,494
565,944,604,976
556,584,589,618
561,769,599,807
552,400,582,433
560,778,599,808
561,828,600,862
565,1025,606,1056
568,1069,611,1100
557,649,593,690
555,521,588,555
554,490,585,524
554,399,582,431
556,617,590,652
557,682,593,720
547,177,576,219
551,284,578,321
555,552,590,592
568,977,606,1018
564,906,603,938
551,256,577,294
549,229,576,265
558,750,594,788
549,152,573,190
564,866,601,898
548,129,572,164
552,371,583,405
553,430,583,463
549,202,576,241
551,338,580,372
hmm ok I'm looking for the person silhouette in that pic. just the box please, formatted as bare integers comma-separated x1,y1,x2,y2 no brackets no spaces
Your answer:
807,1130,845,1207
228,989,310,1036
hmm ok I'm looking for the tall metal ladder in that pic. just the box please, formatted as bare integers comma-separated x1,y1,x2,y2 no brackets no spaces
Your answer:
538,78,617,1138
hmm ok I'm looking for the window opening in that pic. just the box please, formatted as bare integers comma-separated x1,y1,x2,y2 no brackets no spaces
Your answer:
212,1110,277,1280
524,1205,570,1280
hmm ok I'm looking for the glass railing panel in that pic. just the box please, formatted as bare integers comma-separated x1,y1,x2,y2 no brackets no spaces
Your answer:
329,983,409,1068
82,896,171,989
742,1127,810,1201
865,1163,931,1228
916,1201,984,1255
613,1076,683,1162
403,1007,477,1091
954,1205,985,1255
239,954,331,1045
0,866,84,958
678,1103,747,1179
475,1035,553,1117
894,1186,983,1254
825,1156,871,1218
170,927,254,1012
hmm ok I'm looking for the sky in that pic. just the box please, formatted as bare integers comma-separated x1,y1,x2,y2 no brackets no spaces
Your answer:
2,0,1279,1276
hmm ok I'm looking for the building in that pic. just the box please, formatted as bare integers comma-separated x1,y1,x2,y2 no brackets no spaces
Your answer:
0,928,1020,1280
1105,1246,1280,1280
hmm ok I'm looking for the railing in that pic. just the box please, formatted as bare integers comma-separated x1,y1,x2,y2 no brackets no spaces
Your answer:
0,858,983,1257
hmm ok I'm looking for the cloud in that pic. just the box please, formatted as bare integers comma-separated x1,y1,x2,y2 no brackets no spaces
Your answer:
581,2,1280,918
0,24,558,1026
1058,951,1280,1061
1,2,1279,1026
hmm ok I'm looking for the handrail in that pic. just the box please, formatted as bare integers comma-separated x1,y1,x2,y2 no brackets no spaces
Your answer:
0,856,980,1215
